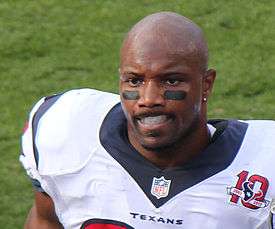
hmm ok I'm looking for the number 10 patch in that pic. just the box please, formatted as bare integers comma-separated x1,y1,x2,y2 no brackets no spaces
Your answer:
227,170,270,209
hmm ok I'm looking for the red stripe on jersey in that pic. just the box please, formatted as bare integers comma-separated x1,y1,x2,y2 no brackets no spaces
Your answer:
23,121,29,133
84,224,126,229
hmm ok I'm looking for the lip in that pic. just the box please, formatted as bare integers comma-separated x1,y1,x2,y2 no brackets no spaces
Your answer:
135,114,174,130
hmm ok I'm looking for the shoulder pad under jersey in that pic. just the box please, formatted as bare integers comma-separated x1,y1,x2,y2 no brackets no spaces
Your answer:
21,88,120,176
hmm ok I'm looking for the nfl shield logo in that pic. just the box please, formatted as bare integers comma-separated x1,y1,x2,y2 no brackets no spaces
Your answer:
151,176,171,199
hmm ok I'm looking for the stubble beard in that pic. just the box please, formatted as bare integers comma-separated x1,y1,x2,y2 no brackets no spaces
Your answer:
138,113,201,152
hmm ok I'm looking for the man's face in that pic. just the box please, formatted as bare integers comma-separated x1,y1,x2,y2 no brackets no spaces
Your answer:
120,45,206,150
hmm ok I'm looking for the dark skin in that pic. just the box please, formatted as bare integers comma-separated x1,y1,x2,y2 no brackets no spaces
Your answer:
24,191,63,229
120,12,216,168
25,12,216,227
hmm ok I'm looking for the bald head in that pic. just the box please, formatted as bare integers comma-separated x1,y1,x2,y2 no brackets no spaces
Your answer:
120,12,209,72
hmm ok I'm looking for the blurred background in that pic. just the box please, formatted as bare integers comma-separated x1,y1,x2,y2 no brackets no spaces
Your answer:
0,0,274,227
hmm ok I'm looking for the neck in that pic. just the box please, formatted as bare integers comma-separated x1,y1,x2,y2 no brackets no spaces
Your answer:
129,122,210,169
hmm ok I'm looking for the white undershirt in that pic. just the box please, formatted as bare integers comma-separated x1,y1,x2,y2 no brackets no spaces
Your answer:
207,124,217,138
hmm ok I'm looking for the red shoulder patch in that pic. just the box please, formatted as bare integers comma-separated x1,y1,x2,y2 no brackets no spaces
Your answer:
22,121,29,133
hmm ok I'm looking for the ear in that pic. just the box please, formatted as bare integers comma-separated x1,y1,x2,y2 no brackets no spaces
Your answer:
202,69,216,99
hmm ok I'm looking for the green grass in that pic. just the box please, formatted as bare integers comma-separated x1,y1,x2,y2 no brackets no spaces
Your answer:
0,0,274,227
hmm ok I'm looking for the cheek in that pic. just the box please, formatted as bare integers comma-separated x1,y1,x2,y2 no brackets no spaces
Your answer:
120,88,140,120
120,97,136,120
170,94,201,118
122,90,140,100
193,103,201,114
164,90,186,100
184,83,203,113
185,94,202,114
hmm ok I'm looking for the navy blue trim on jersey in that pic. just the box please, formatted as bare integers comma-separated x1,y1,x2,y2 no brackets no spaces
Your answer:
100,104,248,208
208,119,228,143
32,94,62,168
30,178,45,192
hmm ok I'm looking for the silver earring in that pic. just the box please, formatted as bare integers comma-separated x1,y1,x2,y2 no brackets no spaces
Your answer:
203,97,207,102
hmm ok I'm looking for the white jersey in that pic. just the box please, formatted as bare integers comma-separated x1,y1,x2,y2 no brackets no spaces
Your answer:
20,89,275,229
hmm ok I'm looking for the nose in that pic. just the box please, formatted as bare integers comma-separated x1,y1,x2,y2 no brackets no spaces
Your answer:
137,81,165,107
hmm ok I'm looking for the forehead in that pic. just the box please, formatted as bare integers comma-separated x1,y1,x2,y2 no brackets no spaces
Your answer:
120,43,200,76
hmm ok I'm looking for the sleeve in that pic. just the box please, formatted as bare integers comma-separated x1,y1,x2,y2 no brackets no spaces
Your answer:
20,89,120,192
271,199,275,229
20,97,45,192
19,94,61,192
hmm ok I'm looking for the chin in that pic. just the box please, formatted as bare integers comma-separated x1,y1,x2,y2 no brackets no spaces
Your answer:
140,137,177,151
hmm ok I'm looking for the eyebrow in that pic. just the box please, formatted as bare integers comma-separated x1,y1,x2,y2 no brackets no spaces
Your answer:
120,71,189,80
120,72,144,78
158,72,189,79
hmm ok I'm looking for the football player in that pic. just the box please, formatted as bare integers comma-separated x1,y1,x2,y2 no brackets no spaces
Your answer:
20,12,275,228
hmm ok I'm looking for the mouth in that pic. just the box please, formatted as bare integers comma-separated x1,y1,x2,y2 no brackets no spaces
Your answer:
135,114,173,129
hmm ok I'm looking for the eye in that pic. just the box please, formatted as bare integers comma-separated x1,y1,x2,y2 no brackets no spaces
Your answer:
165,79,181,86
128,78,143,87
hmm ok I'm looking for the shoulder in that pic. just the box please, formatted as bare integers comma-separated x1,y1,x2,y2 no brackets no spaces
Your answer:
37,88,120,118
35,88,120,143
242,120,275,137
244,119,275,127
34,88,119,138
239,120,275,148
30,89,120,175
238,120,275,174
